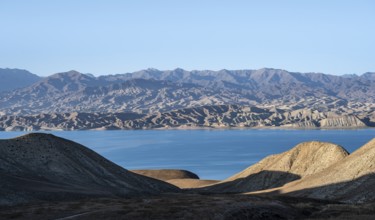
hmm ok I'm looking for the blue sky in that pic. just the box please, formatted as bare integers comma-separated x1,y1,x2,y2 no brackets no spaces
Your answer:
0,0,374,76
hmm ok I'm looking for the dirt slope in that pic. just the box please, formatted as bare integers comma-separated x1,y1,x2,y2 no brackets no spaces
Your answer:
0,133,178,206
278,138,375,203
203,141,348,193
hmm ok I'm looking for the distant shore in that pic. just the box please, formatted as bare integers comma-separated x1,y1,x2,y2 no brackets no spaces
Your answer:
1,124,372,132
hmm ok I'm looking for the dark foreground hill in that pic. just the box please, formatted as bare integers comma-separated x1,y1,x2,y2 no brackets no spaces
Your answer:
0,133,178,206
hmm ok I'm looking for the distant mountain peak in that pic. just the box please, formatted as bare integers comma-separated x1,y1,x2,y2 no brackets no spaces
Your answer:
361,72,375,80
0,68,41,92
173,67,186,72
51,70,83,77
144,68,161,72
48,71,97,82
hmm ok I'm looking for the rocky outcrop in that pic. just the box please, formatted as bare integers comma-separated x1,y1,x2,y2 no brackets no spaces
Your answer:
202,141,349,193
0,133,178,206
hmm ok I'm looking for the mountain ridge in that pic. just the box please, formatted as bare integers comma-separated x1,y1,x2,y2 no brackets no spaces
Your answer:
0,68,41,92
0,68,374,127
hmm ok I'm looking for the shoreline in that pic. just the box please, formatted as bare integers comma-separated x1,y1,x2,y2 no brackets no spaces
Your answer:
0,125,372,132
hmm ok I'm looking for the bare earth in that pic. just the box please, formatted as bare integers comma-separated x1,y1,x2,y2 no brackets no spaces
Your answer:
1,194,375,220
1,133,375,219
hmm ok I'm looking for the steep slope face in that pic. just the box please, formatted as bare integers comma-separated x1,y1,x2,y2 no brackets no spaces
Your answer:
279,138,375,203
0,68,41,92
202,141,348,193
0,133,178,206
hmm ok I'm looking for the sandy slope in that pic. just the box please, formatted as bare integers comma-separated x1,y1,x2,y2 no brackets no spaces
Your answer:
202,141,348,193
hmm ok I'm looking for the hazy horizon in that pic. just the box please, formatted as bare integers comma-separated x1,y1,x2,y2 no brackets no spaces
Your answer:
1,66,375,77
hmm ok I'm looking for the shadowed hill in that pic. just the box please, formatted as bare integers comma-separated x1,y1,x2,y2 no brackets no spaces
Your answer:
0,133,179,206
202,141,348,193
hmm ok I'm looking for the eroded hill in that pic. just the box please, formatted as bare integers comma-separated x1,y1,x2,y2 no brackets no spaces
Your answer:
1,104,373,131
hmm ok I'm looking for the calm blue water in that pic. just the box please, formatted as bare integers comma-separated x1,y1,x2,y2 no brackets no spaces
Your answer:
0,129,374,180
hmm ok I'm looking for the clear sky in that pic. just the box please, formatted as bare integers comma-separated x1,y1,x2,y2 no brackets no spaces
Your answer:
0,0,374,76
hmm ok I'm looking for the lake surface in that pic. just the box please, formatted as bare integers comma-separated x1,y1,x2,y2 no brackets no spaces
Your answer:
1,129,374,180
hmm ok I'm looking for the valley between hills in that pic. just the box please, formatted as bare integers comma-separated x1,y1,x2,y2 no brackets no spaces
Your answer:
0,68,375,130
1,133,375,219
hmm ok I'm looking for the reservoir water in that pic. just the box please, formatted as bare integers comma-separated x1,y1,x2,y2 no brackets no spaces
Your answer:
1,129,374,180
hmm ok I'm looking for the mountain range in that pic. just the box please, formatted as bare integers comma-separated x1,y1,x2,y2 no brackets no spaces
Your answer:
0,67,374,129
